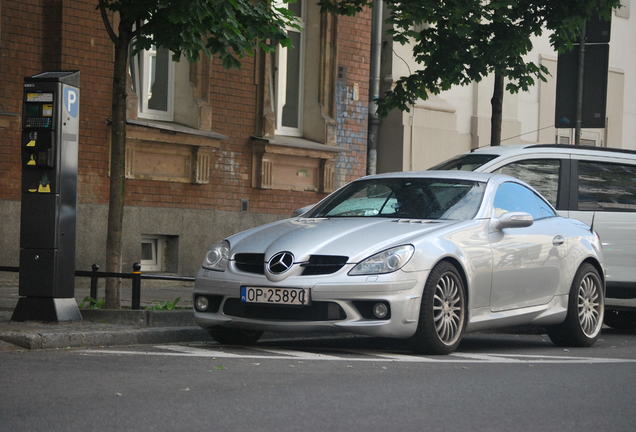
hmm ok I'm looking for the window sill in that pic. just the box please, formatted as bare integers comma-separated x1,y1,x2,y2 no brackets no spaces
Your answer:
127,119,227,146
253,135,340,156
251,135,338,192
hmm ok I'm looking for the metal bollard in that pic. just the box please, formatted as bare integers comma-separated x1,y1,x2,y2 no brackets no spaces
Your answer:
131,262,142,310
90,264,99,299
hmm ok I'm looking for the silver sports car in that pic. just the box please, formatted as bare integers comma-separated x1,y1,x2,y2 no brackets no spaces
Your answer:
193,171,604,354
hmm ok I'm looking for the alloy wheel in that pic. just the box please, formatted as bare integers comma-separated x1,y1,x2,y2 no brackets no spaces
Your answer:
433,272,465,345
577,273,603,338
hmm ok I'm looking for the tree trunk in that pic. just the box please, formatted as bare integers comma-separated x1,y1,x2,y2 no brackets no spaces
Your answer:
490,71,504,147
105,25,131,309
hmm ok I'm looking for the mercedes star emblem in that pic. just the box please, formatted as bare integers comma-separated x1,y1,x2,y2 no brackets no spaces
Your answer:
267,251,295,274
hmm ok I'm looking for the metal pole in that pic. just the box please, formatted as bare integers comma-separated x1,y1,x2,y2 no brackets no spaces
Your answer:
90,264,99,299
575,22,586,146
132,262,141,310
367,0,382,175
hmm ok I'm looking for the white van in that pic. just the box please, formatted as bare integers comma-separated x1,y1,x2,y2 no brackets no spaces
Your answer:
432,144,636,329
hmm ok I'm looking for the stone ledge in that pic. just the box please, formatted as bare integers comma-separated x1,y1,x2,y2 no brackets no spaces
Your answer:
80,309,195,327
0,326,209,350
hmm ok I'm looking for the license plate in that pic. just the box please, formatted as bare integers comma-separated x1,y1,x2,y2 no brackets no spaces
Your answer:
240,286,310,305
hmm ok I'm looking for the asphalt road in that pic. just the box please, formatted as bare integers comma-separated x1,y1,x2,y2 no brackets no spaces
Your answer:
2,330,636,432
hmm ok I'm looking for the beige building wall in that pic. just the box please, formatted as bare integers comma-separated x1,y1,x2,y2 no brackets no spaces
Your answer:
378,3,636,171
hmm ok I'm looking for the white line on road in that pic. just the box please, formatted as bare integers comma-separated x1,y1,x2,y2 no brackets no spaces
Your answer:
249,347,343,360
80,345,636,364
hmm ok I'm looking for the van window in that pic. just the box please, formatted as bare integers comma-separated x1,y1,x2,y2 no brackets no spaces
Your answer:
494,159,560,207
493,182,556,220
577,161,636,211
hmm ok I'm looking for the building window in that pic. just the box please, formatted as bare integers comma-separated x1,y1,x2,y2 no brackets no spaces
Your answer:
131,46,175,121
140,235,164,272
556,130,602,147
275,0,305,136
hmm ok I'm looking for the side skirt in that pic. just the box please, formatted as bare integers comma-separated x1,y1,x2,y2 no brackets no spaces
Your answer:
466,295,568,332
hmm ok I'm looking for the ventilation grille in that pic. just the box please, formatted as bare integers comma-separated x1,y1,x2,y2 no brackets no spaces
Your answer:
233,254,348,276
234,253,265,274
223,299,346,321
301,255,348,276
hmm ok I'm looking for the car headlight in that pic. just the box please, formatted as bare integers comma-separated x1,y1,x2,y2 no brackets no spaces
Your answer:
349,245,415,275
202,240,230,271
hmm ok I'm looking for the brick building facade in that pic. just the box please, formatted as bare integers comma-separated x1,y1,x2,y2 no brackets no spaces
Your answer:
0,0,371,275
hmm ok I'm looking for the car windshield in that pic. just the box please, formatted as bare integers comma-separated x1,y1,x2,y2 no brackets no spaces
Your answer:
307,178,486,220
430,154,498,171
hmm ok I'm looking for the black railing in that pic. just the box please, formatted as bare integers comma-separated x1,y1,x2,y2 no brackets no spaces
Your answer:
0,263,195,310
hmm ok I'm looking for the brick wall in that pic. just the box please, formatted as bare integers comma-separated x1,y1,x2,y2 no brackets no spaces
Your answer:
0,0,370,214
0,0,47,201
335,12,371,187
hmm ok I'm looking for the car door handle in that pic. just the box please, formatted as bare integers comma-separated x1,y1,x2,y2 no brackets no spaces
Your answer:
552,235,565,246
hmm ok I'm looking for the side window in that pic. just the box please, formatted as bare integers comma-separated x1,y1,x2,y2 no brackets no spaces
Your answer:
577,161,636,211
494,182,556,220
494,159,560,207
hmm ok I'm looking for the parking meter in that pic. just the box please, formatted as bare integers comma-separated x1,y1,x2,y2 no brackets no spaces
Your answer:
12,71,81,322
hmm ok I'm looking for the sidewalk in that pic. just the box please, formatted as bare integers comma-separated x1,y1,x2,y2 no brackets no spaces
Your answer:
0,272,210,351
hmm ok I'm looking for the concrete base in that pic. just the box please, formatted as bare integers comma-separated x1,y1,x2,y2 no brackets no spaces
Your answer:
11,297,82,322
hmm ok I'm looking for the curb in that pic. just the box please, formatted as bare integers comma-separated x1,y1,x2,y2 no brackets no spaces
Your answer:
80,309,196,327
0,326,211,350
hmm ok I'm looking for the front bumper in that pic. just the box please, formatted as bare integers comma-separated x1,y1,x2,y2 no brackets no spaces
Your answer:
193,267,428,339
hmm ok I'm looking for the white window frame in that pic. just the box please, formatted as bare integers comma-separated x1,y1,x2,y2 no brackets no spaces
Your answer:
132,45,175,121
275,0,305,137
556,129,603,147
140,235,164,272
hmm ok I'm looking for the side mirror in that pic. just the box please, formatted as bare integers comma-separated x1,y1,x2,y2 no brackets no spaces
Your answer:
492,212,534,230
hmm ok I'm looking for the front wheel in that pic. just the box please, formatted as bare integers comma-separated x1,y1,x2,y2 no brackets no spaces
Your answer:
410,261,467,355
547,263,604,347
207,327,263,345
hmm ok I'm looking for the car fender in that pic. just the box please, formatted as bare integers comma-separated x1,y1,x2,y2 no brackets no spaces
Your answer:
401,220,493,309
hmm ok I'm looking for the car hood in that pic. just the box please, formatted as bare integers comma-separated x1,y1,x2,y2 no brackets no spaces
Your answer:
228,217,457,262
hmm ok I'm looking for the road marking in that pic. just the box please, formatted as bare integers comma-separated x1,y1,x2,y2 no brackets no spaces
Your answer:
451,353,523,363
81,345,636,364
250,347,342,360
155,345,245,358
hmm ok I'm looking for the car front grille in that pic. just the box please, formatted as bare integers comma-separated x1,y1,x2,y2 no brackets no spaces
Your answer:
223,298,346,321
300,255,348,275
234,253,265,274
233,254,348,276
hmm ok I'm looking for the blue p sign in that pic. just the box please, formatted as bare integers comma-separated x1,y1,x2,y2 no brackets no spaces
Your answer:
64,87,79,118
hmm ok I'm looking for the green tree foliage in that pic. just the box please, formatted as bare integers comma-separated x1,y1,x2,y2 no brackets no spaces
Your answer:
320,0,619,118
100,0,296,66
98,0,296,308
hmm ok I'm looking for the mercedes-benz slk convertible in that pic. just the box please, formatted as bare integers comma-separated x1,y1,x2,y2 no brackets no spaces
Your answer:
193,171,605,354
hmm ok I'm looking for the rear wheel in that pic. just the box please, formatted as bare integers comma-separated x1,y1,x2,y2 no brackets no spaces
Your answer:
410,261,466,355
547,263,604,347
207,327,263,345
604,310,636,330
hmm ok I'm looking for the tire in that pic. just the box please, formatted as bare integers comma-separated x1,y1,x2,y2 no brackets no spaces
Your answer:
604,310,636,330
410,261,467,355
547,263,604,347
207,327,263,345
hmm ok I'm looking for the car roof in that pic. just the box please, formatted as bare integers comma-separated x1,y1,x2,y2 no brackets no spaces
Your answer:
360,170,507,183
470,143,636,158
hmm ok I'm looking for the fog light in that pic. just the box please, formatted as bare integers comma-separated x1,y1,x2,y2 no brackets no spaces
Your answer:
372,302,388,319
195,296,209,312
